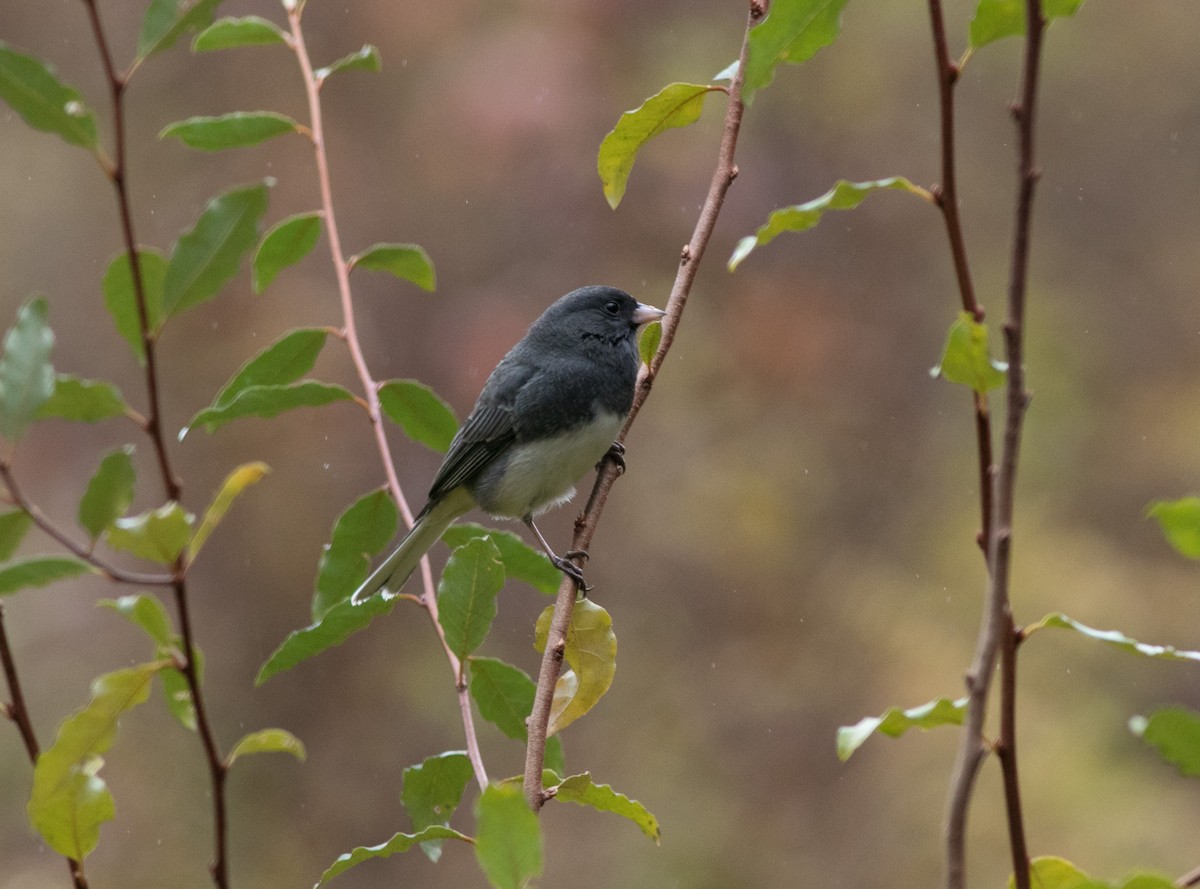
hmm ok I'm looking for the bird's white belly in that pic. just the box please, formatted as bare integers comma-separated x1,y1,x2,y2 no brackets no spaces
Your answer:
484,410,623,519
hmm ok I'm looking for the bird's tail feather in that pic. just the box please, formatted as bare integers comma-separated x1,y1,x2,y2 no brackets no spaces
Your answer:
352,488,475,603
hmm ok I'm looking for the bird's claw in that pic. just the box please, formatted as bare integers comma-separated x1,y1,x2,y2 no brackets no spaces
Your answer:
564,548,589,563
599,440,626,474
552,554,592,593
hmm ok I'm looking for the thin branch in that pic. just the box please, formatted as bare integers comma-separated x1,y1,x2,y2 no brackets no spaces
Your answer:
79,3,229,886
1177,865,1200,888
1,604,90,889
284,6,488,790
522,0,761,811
942,2,1044,887
997,617,1030,886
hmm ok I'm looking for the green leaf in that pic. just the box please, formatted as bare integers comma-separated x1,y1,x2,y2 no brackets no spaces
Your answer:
161,181,270,319
161,112,300,152
437,537,504,661
0,296,55,441
930,311,1007,395
257,592,397,685
99,594,174,648
546,771,660,843
837,697,967,761
105,502,194,565
78,446,136,540
469,657,537,740
313,490,398,620
227,728,306,766
158,654,199,731
253,212,322,293
1147,497,1200,559
730,177,925,269
401,751,473,862
189,462,270,561
534,598,617,736
185,381,355,434
315,44,381,81
1008,857,1104,889
102,248,166,361
348,243,436,291
38,375,129,423
0,41,99,151
598,82,717,209
442,524,559,594
378,379,459,453
638,320,662,367
475,783,542,889
969,0,1086,52
545,735,566,780
193,16,286,51
0,510,32,561
315,826,471,887
136,0,223,65
1027,612,1200,663
28,662,162,860
742,0,850,105
1130,707,1200,778
210,328,331,410
0,556,95,596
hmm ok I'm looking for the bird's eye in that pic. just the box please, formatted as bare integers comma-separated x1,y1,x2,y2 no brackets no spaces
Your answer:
603,300,620,315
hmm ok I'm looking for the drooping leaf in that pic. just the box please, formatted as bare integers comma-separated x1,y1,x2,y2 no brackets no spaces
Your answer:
315,826,471,887
348,243,435,291
437,537,504,661
969,0,1086,52
161,181,270,319
313,490,398,620
534,598,617,736
837,697,967,761
78,446,136,540
99,594,174,648
1027,612,1200,663
442,524,558,595
315,44,381,81
102,248,166,362
1130,707,1200,778
742,0,849,104
1147,497,1200,559
0,296,55,441
185,381,355,434
256,592,397,684
638,320,662,367
729,177,926,270
105,502,194,565
193,16,286,51
161,111,300,152
930,311,1007,395
0,556,95,596
136,0,224,65
209,328,331,411
400,751,474,862
189,462,270,561
546,771,661,843
227,728,306,766
253,212,322,293
0,510,32,561
0,41,99,151
469,656,536,740
27,663,162,860
378,379,458,453
38,375,128,423
475,783,542,889
598,82,718,209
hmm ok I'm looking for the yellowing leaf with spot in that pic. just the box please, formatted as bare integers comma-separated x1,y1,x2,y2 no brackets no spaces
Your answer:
535,598,617,735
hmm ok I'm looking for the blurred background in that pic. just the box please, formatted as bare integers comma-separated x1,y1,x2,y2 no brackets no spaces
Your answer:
2,1,1199,887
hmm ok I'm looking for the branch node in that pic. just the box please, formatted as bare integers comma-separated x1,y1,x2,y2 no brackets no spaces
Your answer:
749,0,766,20
729,163,740,182
680,243,692,263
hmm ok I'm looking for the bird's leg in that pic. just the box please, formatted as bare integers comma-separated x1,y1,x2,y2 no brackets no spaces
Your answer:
524,516,591,592
598,440,626,474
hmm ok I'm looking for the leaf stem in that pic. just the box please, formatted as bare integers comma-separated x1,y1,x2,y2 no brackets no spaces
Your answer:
284,6,488,790
522,0,760,810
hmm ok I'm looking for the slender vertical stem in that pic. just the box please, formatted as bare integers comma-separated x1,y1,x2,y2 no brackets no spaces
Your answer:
522,0,762,810
79,3,229,885
998,617,1030,886
284,7,487,790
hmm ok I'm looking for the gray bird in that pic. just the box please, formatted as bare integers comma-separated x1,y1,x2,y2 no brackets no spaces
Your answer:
352,285,666,602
